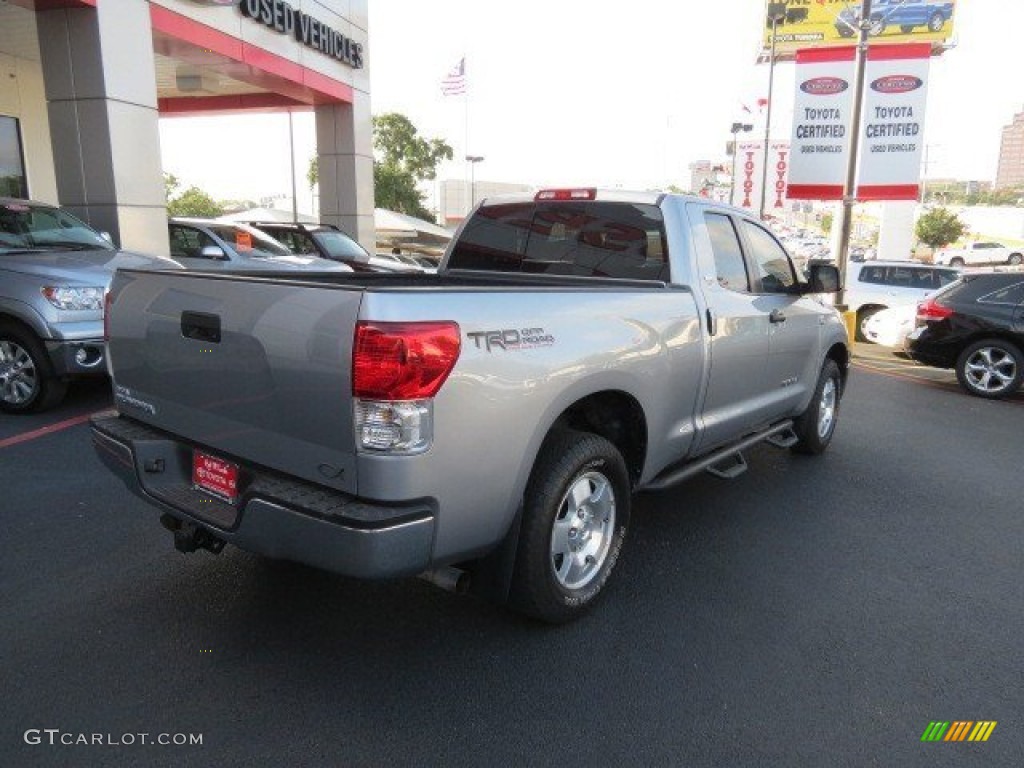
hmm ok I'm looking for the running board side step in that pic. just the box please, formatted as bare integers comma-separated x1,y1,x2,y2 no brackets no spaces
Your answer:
706,452,747,479
641,420,795,492
765,427,798,449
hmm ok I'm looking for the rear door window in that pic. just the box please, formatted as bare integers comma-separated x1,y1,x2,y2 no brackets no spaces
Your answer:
448,201,670,281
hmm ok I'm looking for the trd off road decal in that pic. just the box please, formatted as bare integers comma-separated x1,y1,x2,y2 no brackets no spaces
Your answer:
466,328,555,352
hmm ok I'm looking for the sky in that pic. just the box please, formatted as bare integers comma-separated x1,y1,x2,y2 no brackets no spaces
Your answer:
159,0,1024,209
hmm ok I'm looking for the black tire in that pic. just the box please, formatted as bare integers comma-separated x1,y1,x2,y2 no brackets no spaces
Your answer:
836,27,855,38
954,339,1024,399
949,257,965,268
508,430,630,624
1008,253,1022,266
792,359,842,455
855,306,882,343
0,323,67,413
927,12,944,32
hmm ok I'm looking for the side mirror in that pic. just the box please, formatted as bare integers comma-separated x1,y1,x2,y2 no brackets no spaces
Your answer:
807,263,842,294
100,231,114,245
200,245,227,260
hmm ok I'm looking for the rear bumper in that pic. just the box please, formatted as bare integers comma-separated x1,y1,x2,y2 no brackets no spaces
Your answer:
904,326,958,368
90,414,435,579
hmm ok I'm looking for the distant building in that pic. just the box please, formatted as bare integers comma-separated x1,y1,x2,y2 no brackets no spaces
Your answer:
995,109,1024,189
439,179,533,226
689,161,728,198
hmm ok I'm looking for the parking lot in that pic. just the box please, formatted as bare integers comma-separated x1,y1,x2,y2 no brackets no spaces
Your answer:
2,349,1022,767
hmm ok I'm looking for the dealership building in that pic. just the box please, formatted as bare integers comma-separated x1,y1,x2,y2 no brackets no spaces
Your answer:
0,0,372,255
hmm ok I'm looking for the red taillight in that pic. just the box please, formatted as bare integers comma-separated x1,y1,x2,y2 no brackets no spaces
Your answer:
103,290,112,342
916,297,953,322
535,188,596,201
353,321,460,400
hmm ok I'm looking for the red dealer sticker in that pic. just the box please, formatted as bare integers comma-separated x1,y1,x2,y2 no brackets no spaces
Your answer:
870,75,923,94
800,77,849,96
192,451,239,503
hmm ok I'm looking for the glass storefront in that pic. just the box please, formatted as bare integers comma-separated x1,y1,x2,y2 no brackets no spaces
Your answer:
0,116,27,198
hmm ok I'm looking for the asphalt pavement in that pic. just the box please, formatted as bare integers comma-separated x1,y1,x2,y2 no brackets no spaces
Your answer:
1,356,1022,767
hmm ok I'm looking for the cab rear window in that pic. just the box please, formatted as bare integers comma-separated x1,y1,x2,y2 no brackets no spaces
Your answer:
448,202,669,282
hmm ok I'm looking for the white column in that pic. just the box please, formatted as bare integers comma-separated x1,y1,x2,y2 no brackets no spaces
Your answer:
315,88,374,253
36,0,167,256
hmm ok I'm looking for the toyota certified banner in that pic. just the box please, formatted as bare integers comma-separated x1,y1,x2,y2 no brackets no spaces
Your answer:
856,43,931,201
787,46,856,200
731,141,790,214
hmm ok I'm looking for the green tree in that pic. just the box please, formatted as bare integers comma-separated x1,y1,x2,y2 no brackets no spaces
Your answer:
164,172,181,202
820,212,833,236
307,112,453,219
915,207,965,249
168,186,224,218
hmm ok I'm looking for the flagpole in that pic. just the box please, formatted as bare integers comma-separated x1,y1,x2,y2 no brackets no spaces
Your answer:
465,89,471,216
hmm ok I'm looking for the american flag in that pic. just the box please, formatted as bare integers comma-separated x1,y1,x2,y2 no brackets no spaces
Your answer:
441,57,466,96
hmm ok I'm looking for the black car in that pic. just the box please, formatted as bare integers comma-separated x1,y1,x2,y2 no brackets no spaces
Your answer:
246,222,423,273
906,272,1024,399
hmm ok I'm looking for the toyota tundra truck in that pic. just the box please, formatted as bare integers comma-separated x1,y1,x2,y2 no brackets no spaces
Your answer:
91,190,848,623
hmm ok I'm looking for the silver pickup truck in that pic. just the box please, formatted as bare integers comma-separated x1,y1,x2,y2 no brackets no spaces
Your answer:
1,198,177,412
92,190,848,622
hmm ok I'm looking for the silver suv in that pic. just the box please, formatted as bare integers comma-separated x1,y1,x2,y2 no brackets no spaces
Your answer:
846,261,959,341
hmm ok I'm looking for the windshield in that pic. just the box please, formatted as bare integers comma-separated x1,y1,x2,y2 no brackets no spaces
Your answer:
312,230,370,262
205,224,294,258
0,202,114,253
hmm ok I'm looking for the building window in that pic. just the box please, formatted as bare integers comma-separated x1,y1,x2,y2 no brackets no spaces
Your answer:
0,116,28,198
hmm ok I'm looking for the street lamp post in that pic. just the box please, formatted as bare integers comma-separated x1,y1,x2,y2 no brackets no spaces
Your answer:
465,155,484,212
759,5,786,220
729,122,753,206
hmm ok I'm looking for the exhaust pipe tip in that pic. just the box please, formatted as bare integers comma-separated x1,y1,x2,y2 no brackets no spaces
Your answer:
419,566,470,595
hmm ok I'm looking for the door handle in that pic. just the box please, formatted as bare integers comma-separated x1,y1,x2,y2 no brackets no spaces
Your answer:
706,308,718,336
181,311,221,343
769,309,787,324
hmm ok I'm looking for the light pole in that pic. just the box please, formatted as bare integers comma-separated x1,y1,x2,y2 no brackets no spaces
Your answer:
465,155,484,213
729,122,753,206
759,5,787,219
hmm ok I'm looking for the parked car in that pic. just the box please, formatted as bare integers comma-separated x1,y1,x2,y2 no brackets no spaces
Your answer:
862,303,916,348
845,261,959,341
168,219,352,272
0,197,179,412
93,189,847,623
933,241,1023,268
906,273,1024,399
242,221,422,273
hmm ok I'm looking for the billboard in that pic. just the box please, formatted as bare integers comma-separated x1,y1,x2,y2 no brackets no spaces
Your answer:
761,0,957,60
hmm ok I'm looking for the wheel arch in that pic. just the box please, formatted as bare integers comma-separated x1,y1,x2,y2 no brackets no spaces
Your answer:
826,342,851,392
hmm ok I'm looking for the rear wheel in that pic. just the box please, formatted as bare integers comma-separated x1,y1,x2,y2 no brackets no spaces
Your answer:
955,339,1023,399
509,430,630,623
0,324,67,413
855,306,882,343
1008,253,1022,266
950,257,965,267
792,359,842,455
927,12,945,31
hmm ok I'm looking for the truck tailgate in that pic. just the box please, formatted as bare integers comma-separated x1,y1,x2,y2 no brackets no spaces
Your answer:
107,270,362,495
